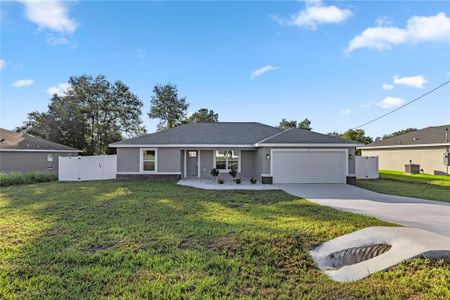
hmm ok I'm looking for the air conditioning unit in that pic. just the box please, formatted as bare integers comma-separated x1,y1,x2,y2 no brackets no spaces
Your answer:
405,164,420,174
444,153,450,166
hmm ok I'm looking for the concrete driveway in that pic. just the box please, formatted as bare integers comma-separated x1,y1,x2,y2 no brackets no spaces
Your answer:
276,184,450,239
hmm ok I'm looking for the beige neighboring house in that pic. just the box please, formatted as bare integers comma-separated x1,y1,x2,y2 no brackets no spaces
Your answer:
359,125,450,175
0,128,81,173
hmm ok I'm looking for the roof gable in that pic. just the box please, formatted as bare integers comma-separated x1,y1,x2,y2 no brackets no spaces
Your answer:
257,128,360,145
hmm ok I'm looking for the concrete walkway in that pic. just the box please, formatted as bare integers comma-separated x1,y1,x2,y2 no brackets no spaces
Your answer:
276,184,450,238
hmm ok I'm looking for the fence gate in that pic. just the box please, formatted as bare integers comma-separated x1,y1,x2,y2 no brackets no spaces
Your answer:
59,155,117,181
355,156,379,179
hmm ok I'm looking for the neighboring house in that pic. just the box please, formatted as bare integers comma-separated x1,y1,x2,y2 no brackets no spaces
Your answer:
110,122,360,184
0,128,81,173
359,125,450,175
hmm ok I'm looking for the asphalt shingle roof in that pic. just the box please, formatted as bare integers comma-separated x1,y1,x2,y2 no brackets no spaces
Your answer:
0,128,81,151
111,122,360,146
259,128,360,145
362,125,450,148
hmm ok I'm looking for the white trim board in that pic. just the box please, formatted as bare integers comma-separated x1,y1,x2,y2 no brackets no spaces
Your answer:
359,143,450,150
0,149,81,153
111,144,256,148
117,172,181,175
256,143,361,147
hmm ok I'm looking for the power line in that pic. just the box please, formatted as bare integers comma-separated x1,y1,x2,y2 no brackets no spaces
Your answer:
353,80,450,129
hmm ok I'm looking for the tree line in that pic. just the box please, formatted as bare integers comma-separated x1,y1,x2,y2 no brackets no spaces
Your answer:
17,74,415,155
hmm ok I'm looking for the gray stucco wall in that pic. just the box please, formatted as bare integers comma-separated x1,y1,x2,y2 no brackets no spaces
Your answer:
0,151,77,173
117,148,140,173
117,147,181,173
158,148,181,172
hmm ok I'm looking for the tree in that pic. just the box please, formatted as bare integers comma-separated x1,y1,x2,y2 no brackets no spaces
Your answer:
184,108,219,124
298,118,312,130
341,129,373,144
148,84,189,130
382,128,417,140
18,75,145,155
278,119,297,129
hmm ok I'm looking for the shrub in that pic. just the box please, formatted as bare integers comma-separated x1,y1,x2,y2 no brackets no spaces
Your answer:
250,177,257,184
228,168,237,179
235,178,242,184
210,168,219,179
217,178,224,184
0,172,58,187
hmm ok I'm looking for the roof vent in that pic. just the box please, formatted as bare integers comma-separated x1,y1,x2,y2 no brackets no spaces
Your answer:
413,137,418,141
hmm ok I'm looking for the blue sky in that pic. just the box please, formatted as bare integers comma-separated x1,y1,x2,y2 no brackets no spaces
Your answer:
1,0,449,138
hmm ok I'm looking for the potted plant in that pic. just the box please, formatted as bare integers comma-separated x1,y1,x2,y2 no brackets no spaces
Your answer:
217,178,225,184
235,178,242,184
250,177,257,184
210,168,219,182
229,168,237,181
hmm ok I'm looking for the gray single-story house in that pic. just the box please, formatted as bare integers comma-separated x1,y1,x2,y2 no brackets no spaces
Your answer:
359,125,450,175
110,122,360,184
0,128,81,173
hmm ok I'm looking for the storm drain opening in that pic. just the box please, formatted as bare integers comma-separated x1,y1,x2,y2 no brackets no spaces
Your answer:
326,244,392,270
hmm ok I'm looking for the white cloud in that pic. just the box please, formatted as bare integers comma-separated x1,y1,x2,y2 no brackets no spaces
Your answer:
382,83,395,90
359,102,372,108
347,12,450,52
47,82,70,96
273,0,352,30
18,0,77,33
377,96,405,109
375,16,394,27
393,75,427,89
340,109,351,114
12,79,34,88
250,65,278,79
0,59,5,70
45,35,71,46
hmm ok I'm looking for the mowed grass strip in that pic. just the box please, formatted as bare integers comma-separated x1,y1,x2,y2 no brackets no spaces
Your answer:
356,170,450,203
0,180,449,299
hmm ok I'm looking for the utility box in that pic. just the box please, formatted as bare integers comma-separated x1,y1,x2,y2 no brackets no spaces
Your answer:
405,164,420,174
444,153,450,166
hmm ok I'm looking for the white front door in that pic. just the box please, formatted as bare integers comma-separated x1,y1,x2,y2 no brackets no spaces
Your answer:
272,150,347,183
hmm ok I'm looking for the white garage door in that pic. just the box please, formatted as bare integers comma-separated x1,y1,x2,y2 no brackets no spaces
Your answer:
272,150,347,183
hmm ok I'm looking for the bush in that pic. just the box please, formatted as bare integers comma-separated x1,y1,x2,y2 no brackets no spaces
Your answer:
250,177,257,184
217,178,224,184
0,172,58,187
228,169,237,178
235,178,242,184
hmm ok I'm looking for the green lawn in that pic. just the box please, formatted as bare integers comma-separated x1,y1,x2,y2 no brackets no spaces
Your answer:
356,170,450,203
1,181,449,299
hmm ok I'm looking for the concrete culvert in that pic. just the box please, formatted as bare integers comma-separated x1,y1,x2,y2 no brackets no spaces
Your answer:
328,244,392,269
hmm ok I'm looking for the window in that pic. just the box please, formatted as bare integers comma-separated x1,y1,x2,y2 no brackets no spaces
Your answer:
47,153,54,169
215,150,239,171
142,149,156,172
188,151,197,157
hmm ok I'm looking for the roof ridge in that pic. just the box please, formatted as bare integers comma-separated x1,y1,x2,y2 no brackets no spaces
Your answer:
255,127,294,144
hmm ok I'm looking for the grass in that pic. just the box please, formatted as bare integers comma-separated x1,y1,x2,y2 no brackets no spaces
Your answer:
1,180,449,299
0,172,58,187
356,170,450,203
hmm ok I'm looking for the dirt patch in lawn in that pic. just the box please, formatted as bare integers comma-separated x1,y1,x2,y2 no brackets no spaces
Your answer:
179,234,241,254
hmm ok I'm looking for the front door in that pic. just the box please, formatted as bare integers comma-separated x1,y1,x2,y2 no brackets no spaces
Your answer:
186,150,198,177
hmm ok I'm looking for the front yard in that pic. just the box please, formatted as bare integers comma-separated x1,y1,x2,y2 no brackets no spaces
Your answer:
1,180,449,299
356,170,450,203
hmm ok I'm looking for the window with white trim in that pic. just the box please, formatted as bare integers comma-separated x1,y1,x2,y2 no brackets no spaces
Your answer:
215,150,239,171
142,149,156,172
47,153,54,169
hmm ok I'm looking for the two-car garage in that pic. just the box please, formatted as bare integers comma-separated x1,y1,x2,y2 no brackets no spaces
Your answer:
271,149,347,184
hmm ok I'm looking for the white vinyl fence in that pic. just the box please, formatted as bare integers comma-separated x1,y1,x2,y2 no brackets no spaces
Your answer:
355,156,379,179
59,155,117,181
